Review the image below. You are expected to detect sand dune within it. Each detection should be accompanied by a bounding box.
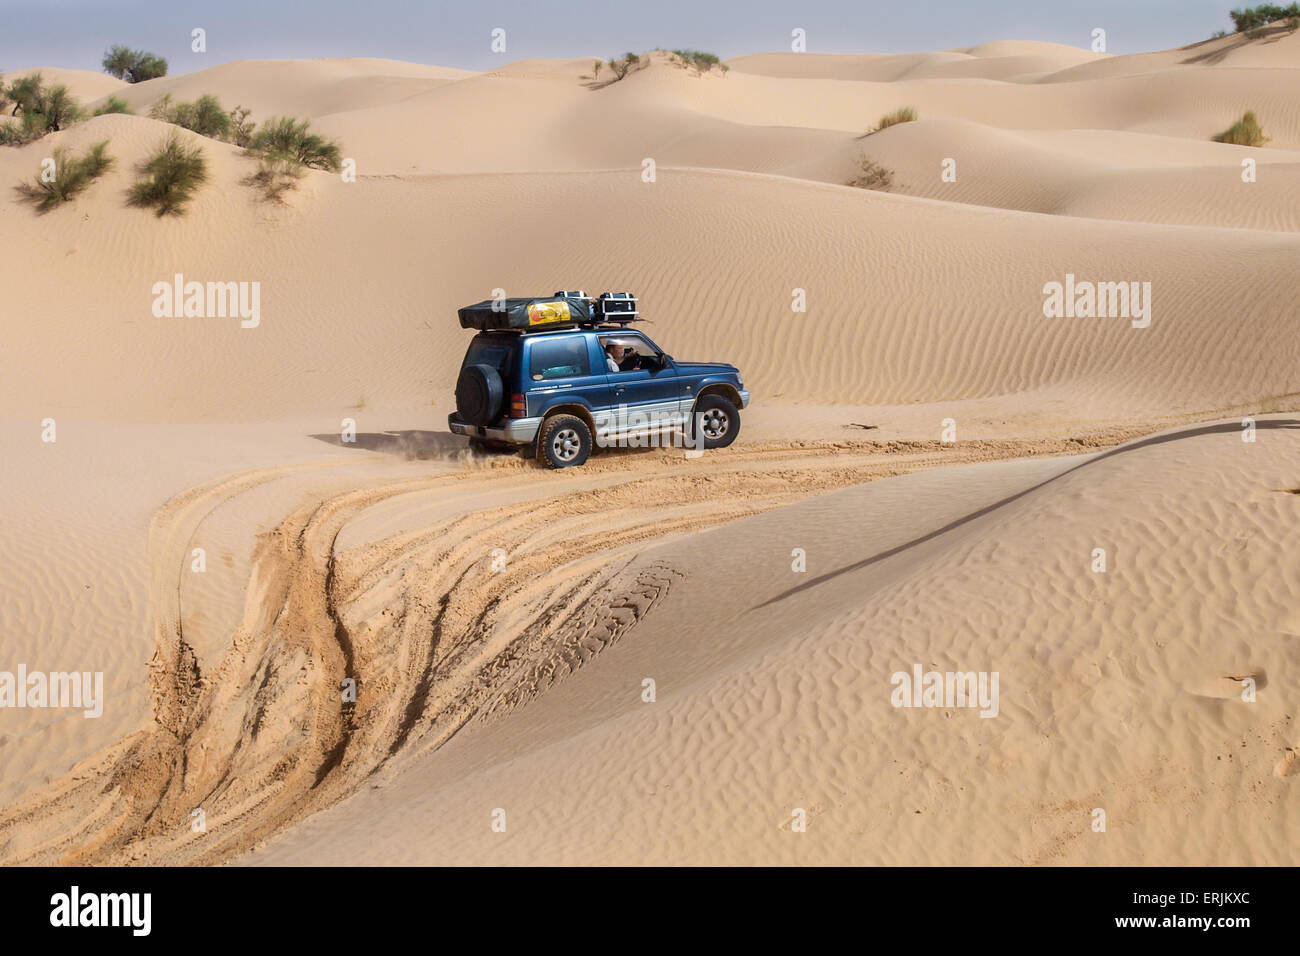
[4,117,1297,425]
[2,27,1298,866]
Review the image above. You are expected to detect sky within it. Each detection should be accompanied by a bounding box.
[1,0,1244,74]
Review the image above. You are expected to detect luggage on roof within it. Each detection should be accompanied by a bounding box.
[458,294,594,331]
[596,292,638,322]
[457,291,642,331]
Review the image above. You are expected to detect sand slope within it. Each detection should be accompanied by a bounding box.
[247,420,1300,865]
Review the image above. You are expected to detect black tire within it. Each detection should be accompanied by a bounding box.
[687,394,740,450]
[539,414,592,468]
[455,364,504,426]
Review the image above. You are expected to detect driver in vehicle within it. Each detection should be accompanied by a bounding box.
[605,342,641,372]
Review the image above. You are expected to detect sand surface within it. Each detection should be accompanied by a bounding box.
[1,28,1297,865]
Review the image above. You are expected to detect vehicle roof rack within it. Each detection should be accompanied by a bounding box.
[458,291,642,333]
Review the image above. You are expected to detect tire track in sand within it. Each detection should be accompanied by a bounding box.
[0,431,1148,864]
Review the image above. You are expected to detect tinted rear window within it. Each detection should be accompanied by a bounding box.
[529,337,591,381]
[464,336,517,374]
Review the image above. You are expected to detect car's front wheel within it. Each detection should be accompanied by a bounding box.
[688,394,740,450]
[539,414,592,468]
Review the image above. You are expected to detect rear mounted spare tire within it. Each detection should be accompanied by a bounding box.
[456,364,505,426]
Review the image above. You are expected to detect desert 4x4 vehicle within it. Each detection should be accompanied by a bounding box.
[448,292,750,468]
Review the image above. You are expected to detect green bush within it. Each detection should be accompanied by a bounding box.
[102,46,168,83]
[248,116,342,171]
[868,106,918,134]
[16,140,114,212]
[0,74,85,144]
[669,49,722,73]
[128,133,207,216]
[176,94,231,139]
[149,93,232,140]
[6,73,44,115]
[847,156,895,191]
[1228,4,1300,31]
[93,96,133,116]
[1212,110,1270,146]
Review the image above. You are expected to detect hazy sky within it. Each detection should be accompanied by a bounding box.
[2,0,1241,73]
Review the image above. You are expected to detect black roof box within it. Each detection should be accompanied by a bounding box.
[458,295,594,331]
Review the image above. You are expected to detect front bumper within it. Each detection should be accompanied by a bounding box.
[448,413,542,444]
[738,388,750,408]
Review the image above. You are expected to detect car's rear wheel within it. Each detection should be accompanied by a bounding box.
[540,414,592,468]
[688,394,740,450]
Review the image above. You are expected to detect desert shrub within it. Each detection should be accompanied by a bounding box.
[6,73,44,115]
[1212,110,1270,146]
[847,156,895,191]
[146,93,173,121]
[102,46,168,82]
[149,93,232,139]
[248,116,341,170]
[35,84,84,130]
[128,133,207,216]
[607,52,641,81]
[593,60,602,79]
[243,155,305,203]
[16,140,114,212]
[670,49,722,73]
[0,74,84,143]
[868,106,918,134]
[0,113,46,145]
[93,96,133,115]
[176,94,231,139]
[1228,4,1300,30]
[229,105,256,147]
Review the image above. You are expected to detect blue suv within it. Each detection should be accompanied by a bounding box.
[449,323,749,468]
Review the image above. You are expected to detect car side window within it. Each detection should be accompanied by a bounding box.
[529,337,591,381]
[601,334,662,374]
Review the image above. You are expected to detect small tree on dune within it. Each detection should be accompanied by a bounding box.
[6,73,44,116]
[102,46,168,83]
[607,52,641,81]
